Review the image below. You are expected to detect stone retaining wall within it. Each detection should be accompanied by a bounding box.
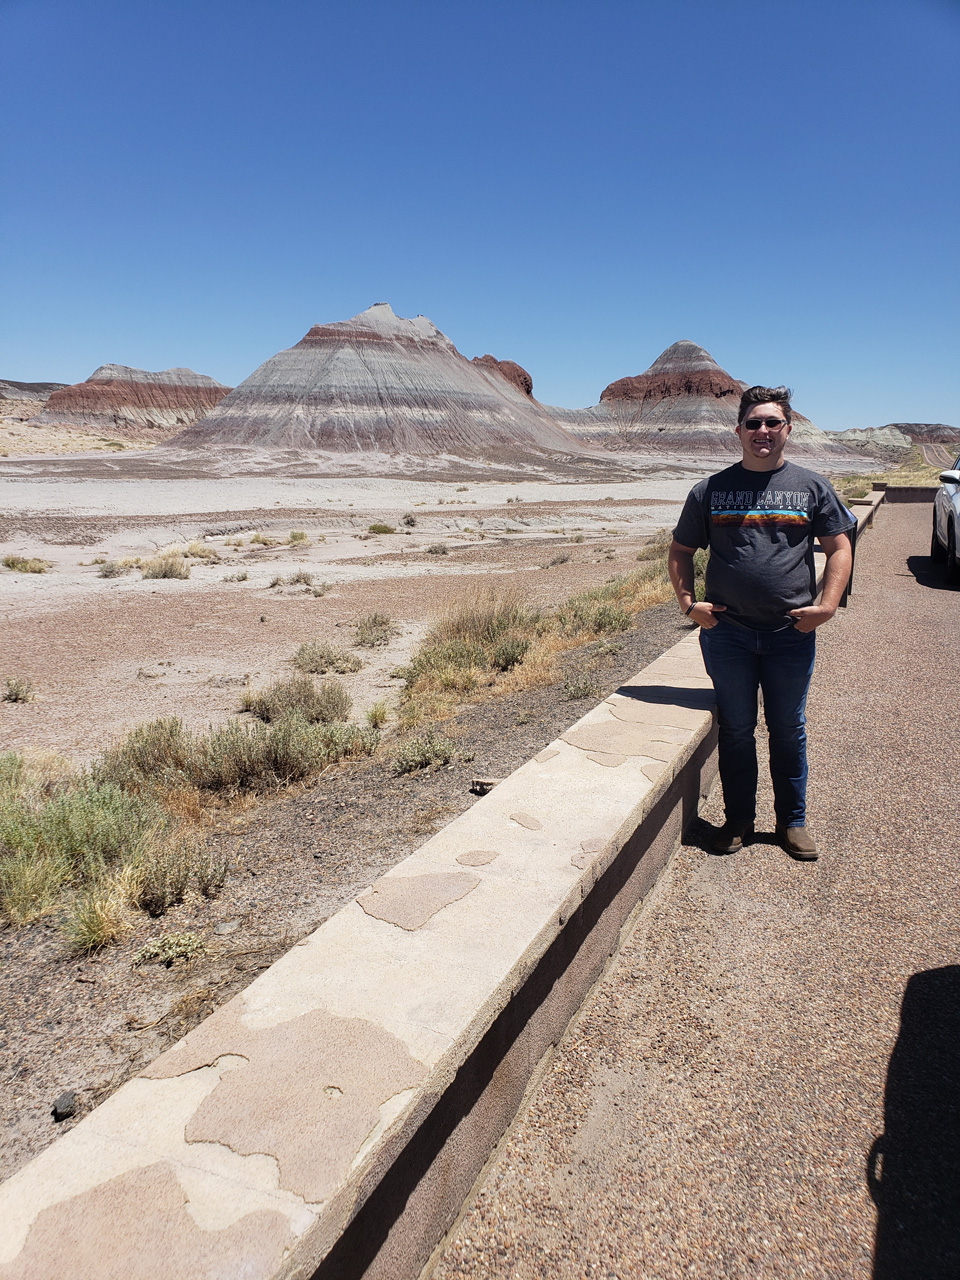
[0,491,885,1280]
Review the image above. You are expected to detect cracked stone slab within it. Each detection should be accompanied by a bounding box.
[586,751,627,767]
[144,1004,426,1203]
[456,849,502,867]
[0,1162,294,1280]
[357,871,481,930]
[606,697,707,731]
[509,812,542,830]
[563,719,686,761]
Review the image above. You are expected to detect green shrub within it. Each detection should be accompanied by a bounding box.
[368,523,396,535]
[293,640,362,675]
[401,513,417,527]
[492,635,530,671]
[141,553,190,580]
[287,530,308,544]
[135,837,193,917]
[3,676,34,703]
[394,730,456,775]
[242,674,352,724]
[426,543,448,555]
[564,672,601,700]
[98,560,129,578]
[354,612,396,648]
[135,930,205,966]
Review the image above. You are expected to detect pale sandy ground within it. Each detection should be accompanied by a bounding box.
[0,461,714,765]
[0,403,152,457]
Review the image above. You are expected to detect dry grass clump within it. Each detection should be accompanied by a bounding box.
[141,553,190,580]
[287,530,309,544]
[354,612,397,647]
[241,674,352,724]
[293,640,362,675]
[366,700,389,729]
[426,543,448,555]
[250,531,278,547]
[4,676,34,703]
[184,540,220,561]
[396,546,682,723]
[288,568,313,586]
[224,569,248,582]
[2,555,51,574]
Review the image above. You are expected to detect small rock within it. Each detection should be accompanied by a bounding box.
[471,777,504,795]
[52,1090,78,1122]
[214,920,240,936]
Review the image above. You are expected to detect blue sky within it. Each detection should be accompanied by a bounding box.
[2,0,958,429]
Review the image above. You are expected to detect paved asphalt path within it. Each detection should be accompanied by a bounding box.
[434,503,960,1280]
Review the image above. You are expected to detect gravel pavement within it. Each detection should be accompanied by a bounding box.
[434,502,960,1280]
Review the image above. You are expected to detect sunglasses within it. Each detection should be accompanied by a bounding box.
[741,417,788,431]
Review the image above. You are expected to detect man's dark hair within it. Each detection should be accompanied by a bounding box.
[738,385,793,424]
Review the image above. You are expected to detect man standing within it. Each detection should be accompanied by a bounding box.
[668,385,853,860]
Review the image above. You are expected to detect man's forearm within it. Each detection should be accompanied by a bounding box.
[819,542,853,613]
[668,545,696,609]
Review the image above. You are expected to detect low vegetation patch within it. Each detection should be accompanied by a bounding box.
[354,612,397,648]
[141,553,190,580]
[288,568,313,586]
[241,674,352,724]
[2,555,51,574]
[287,530,308,544]
[393,729,456,775]
[98,560,130,578]
[293,640,362,675]
[368,522,396,535]
[395,538,698,724]
[134,930,206,967]
[3,676,34,703]
[426,543,448,555]
[830,446,945,501]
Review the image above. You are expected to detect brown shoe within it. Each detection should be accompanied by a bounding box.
[777,824,819,861]
[710,821,753,855]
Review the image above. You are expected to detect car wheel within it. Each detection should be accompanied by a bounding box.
[947,524,960,587]
[931,515,947,563]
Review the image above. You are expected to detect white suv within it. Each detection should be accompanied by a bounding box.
[932,452,960,586]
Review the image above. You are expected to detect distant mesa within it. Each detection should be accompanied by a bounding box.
[550,340,843,456]
[470,355,534,399]
[0,378,67,402]
[29,365,232,441]
[166,303,584,465]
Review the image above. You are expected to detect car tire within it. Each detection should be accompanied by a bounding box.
[931,516,947,563]
[947,524,960,588]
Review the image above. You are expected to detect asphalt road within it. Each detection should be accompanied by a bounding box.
[434,502,960,1280]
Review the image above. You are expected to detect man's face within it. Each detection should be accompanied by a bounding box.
[736,401,792,468]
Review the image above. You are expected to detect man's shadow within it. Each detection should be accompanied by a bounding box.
[906,553,955,591]
[869,965,960,1278]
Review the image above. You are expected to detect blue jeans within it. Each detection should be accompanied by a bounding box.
[699,618,816,829]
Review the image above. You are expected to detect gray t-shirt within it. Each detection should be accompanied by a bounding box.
[672,460,852,630]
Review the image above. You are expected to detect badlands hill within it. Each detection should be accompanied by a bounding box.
[549,340,846,456]
[167,304,587,466]
[31,365,231,442]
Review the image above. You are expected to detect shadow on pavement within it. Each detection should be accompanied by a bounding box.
[615,682,716,711]
[868,965,960,1279]
[905,554,955,591]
